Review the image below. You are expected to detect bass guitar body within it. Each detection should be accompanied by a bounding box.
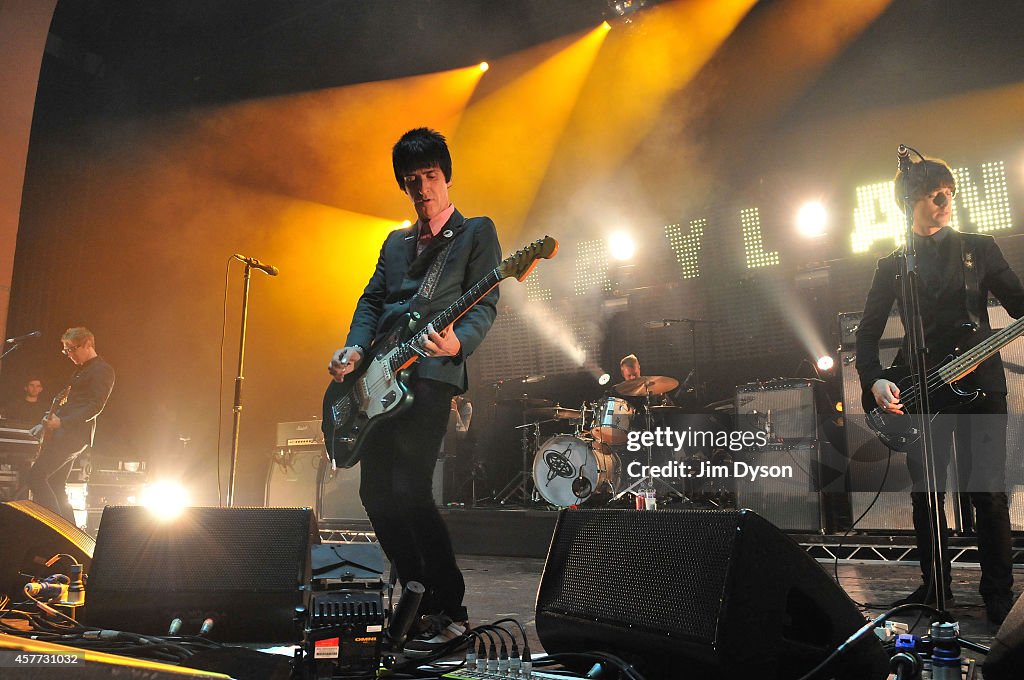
[861,356,983,451]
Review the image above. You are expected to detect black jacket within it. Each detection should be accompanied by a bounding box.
[345,208,501,393]
[56,355,116,449]
[855,230,1024,394]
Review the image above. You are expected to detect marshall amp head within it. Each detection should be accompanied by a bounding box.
[277,420,324,448]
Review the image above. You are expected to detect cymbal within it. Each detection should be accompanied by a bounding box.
[498,397,552,408]
[525,406,582,421]
[613,375,679,396]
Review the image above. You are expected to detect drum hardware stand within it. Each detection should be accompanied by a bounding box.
[454,453,489,508]
[495,420,547,506]
[613,391,683,503]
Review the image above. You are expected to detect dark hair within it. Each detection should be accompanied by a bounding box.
[392,127,452,190]
[894,157,956,210]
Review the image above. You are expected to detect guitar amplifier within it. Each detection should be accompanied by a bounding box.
[277,420,324,448]
[734,379,823,531]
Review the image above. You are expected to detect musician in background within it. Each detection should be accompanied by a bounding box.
[855,156,1023,624]
[618,353,675,406]
[328,128,500,652]
[3,377,47,427]
[619,353,641,381]
[27,327,115,523]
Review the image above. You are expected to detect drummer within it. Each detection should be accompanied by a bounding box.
[618,354,675,406]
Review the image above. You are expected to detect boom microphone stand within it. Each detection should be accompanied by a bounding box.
[894,145,947,612]
[226,253,278,507]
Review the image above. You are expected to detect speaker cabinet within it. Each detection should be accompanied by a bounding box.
[536,509,888,680]
[734,380,823,531]
[82,506,318,643]
[0,500,95,601]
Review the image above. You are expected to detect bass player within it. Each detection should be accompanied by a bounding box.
[855,155,1022,624]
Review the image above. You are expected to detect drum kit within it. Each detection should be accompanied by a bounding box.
[495,373,717,508]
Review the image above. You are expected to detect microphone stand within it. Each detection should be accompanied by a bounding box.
[895,145,946,612]
[652,318,707,404]
[226,257,276,507]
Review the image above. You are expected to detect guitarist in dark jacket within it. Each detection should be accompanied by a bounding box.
[855,157,1024,624]
[328,128,500,651]
[27,327,115,523]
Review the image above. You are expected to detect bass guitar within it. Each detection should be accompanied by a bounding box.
[322,235,558,467]
[862,317,1024,450]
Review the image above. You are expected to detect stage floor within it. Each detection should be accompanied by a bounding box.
[460,554,1017,676]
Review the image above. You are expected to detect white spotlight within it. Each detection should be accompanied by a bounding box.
[796,201,828,238]
[139,480,191,521]
[608,232,635,261]
[598,373,611,386]
[816,355,834,372]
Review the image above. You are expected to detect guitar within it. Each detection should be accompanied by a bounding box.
[28,386,71,443]
[862,317,1024,450]
[322,235,559,467]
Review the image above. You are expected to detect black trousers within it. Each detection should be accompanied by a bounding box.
[27,434,87,523]
[359,378,467,621]
[905,393,1013,600]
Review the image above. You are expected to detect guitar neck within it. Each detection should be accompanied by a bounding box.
[388,267,503,371]
[938,315,1024,384]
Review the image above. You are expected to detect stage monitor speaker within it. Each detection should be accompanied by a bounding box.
[0,500,95,601]
[985,593,1024,680]
[82,506,318,643]
[536,509,888,680]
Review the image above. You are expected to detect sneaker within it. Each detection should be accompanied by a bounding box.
[984,595,1014,626]
[403,615,469,657]
[892,584,954,608]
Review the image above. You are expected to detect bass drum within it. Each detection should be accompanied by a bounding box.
[532,435,620,507]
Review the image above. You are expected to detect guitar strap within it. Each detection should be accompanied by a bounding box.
[960,234,982,327]
[409,239,455,318]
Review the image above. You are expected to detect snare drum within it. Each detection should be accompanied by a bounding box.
[590,396,635,445]
[532,435,620,507]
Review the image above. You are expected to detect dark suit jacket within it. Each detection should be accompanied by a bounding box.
[345,208,501,393]
[55,355,116,450]
[855,230,1024,394]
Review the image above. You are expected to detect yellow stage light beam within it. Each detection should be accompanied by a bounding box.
[187,64,485,224]
[539,0,757,190]
[651,0,892,196]
[451,25,609,241]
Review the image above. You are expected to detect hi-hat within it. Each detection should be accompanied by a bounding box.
[613,375,679,396]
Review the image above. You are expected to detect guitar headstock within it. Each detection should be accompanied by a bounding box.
[498,236,559,282]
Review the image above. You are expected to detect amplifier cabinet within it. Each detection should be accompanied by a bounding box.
[734,380,821,532]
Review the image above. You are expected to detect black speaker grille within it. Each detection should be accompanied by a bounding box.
[89,506,314,592]
[541,509,738,643]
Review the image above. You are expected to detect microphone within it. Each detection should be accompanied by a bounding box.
[5,330,41,344]
[233,253,279,276]
[897,144,912,173]
[571,471,592,499]
[388,581,425,650]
